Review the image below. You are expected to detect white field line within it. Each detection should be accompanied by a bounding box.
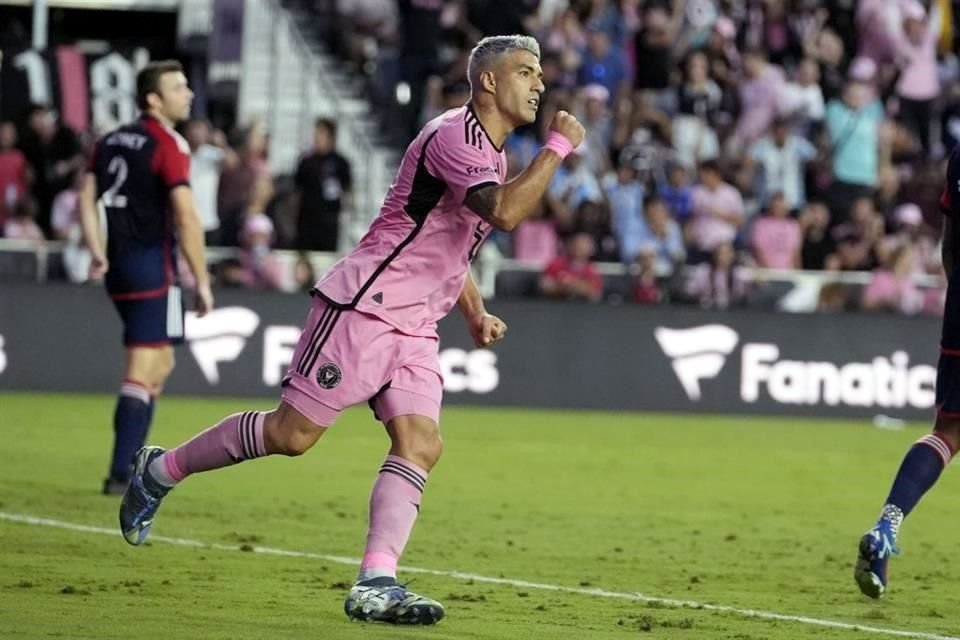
[1,511,957,640]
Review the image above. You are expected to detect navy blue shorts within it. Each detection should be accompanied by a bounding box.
[937,271,960,416]
[110,286,185,347]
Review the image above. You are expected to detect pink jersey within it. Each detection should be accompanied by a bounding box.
[314,105,506,336]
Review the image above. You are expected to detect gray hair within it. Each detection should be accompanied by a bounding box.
[467,35,541,93]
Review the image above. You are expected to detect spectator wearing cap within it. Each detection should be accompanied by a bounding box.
[225,212,284,290]
[884,202,939,274]
[862,244,923,314]
[747,117,817,211]
[688,159,745,262]
[577,84,614,175]
[823,78,887,221]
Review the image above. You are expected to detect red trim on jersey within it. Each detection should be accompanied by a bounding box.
[940,346,960,357]
[937,405,960,420]
[122,377,151,387]
[110,287,168,301]
[940,185,952,217]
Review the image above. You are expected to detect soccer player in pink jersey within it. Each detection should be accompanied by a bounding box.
[118,34,583,625]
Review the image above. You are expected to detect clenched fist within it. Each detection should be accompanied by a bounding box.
[549,110,585,149]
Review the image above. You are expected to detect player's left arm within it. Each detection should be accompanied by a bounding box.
[170,186,213,316]
[158,132,214,315]
[458,269,507,348]
[78,172,108,280]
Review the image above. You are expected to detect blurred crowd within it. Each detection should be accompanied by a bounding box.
[0,103,353,292]
[320,0,960,314]
[4,0,959,312]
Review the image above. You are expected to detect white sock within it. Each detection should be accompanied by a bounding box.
[357,567,395,583]
[147,455,177,488]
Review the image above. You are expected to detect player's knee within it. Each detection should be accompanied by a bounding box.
[264,410,322,457]
[160,350,176,378]
[934,414,960,450]
[393,423,443,470]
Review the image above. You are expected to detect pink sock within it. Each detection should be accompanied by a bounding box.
[359,455,428,581]
[149,411,267,486]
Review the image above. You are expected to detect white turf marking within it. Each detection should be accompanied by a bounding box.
[1,512,957,640]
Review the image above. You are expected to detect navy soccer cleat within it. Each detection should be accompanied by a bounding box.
[855,506,903,598]
[118,446,169,546]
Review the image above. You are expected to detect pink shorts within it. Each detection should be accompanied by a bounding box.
[280,296,442,427]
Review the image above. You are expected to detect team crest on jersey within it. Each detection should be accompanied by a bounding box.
[317,363,342,389]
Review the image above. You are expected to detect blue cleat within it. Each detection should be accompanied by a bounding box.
[344,577,445,625]
[855,505,903,598]
[119,446,169,546]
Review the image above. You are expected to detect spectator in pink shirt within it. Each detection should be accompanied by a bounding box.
[862,245,923,314]
[689,159,745,261]
[751,192,801,269]
[730,49,785,153]
[0,121,30,229]
[3,197,44,241]
[223,213,284,291]
[685,242,751,310]
[513,201,559,266]
[893,1,941,155]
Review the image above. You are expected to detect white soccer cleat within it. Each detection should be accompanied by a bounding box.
[344,577,445,625]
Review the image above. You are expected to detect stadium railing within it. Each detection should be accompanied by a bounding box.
[0,239,943,313]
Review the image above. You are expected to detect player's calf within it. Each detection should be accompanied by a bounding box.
[262,402,327,456]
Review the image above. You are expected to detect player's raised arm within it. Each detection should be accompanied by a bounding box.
[465,110,584,231]
[78,172,108,279]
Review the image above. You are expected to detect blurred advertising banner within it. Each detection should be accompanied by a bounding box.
[0,283,943,421]
[0,45,151,134]
[207,0,245,98]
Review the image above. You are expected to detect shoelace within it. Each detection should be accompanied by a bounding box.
[879,504,904,555]
[132,477,160,522]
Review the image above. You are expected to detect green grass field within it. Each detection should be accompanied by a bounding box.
[1,392,959,639]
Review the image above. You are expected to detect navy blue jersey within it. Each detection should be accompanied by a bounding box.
[936,144,960,415]
[88,115,191,299]
[941,144,960,220]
